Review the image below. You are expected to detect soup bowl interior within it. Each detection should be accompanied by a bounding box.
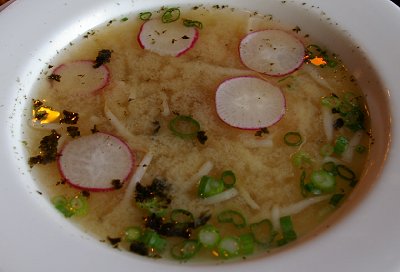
[0,0,398,271]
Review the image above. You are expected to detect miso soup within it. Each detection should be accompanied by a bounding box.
[24,5,371,262]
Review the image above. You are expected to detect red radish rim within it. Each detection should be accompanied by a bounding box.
[238,29,305,77]
[57,132,136,192]
[215,75,286,130]
[51,60,111,95]
[137,20,199,57]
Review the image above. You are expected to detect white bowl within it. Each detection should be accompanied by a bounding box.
[0,0,399,271]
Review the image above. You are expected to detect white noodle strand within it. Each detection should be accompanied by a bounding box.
[280,195,331,216]
[202,188,239,205]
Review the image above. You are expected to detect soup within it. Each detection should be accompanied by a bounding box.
[24,5,370,262]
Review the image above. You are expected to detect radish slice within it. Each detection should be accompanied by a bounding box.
[137,19,198,57]
[216,76,285,129]
[239,30,305,76]
[58,132,135,191]
[51,60,110,95]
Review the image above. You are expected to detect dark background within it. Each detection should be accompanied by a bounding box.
[393,0,400,6]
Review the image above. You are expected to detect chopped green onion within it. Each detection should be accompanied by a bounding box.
[304,182,321,195]
[299,170,307,197]
[336,164,357,186]
[170,240,200,260]
[168,115,200,139]
[334,135,349,155]
[162,7,180,23]
[280,216,297,243]
[310,170,336,193]
[221,170,236,188]
[320,144,334,157]
[322,161,338,176]
[183,19,203,29]
[51,195,74,218]
[217,210,246,228]
[321,95,341,108]
[198,225,221,248]
[124,226,142,242]
[217,236,240,259]
[355,144,366,154]
[142,229,167,253]
[291,151,313,168]
[330,194,345,207]
[198,176,225,198]
[250,219,275,246]
[170,209,194,224]
[51,194,88,218]
[343,92,357,104]
[283,131,303,146]
[69,195,88,216]
[139,11,152,21]
[239,233,255,255]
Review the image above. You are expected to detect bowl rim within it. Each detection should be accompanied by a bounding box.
[0,0,400,271]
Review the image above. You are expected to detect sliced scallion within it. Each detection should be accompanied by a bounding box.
[183,19,203,29]
[355,144,366,154]
[334,135,349,154]
[322,161,338,176]
[142,229,167,253]
[51,194,88,218]
[198,225,221,248]
[139,11,152,20]
[170,209,194,225]
[221,170,236,188]
[69,195,88,216]
[217,236,240,259]
[170,240,200,260]
[291,151,312,168]
[336,164,357,186]
[283,131,303,146]
[320,144,334,157]
[217,210,246,228]
[168,115,200,139]
[51,195,74,218]
[250,219,275,246]
[310,170,336,193]
[198,176,225,198]
[239,233,255,255]
[329,193,345,207]
[280,216,297,243]
[321,95,341,108]
[299,170,307,197]
[162,7,180,23]
[124,226,142,242]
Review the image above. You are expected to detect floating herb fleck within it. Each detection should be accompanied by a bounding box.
[93,49,112,68]
[47,73,61,82]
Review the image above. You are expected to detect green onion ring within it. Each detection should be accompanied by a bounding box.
[162,7,180,23]
[322,161,338,176]
[168,115,200,139]
[336,164,356,181]
[217,210,246,228]
[283,131,303,146]
[183,19,203,29]
[170,209,194,225]
[170,240,200,260]
[221,170,236,188]
[139,11,152,20]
